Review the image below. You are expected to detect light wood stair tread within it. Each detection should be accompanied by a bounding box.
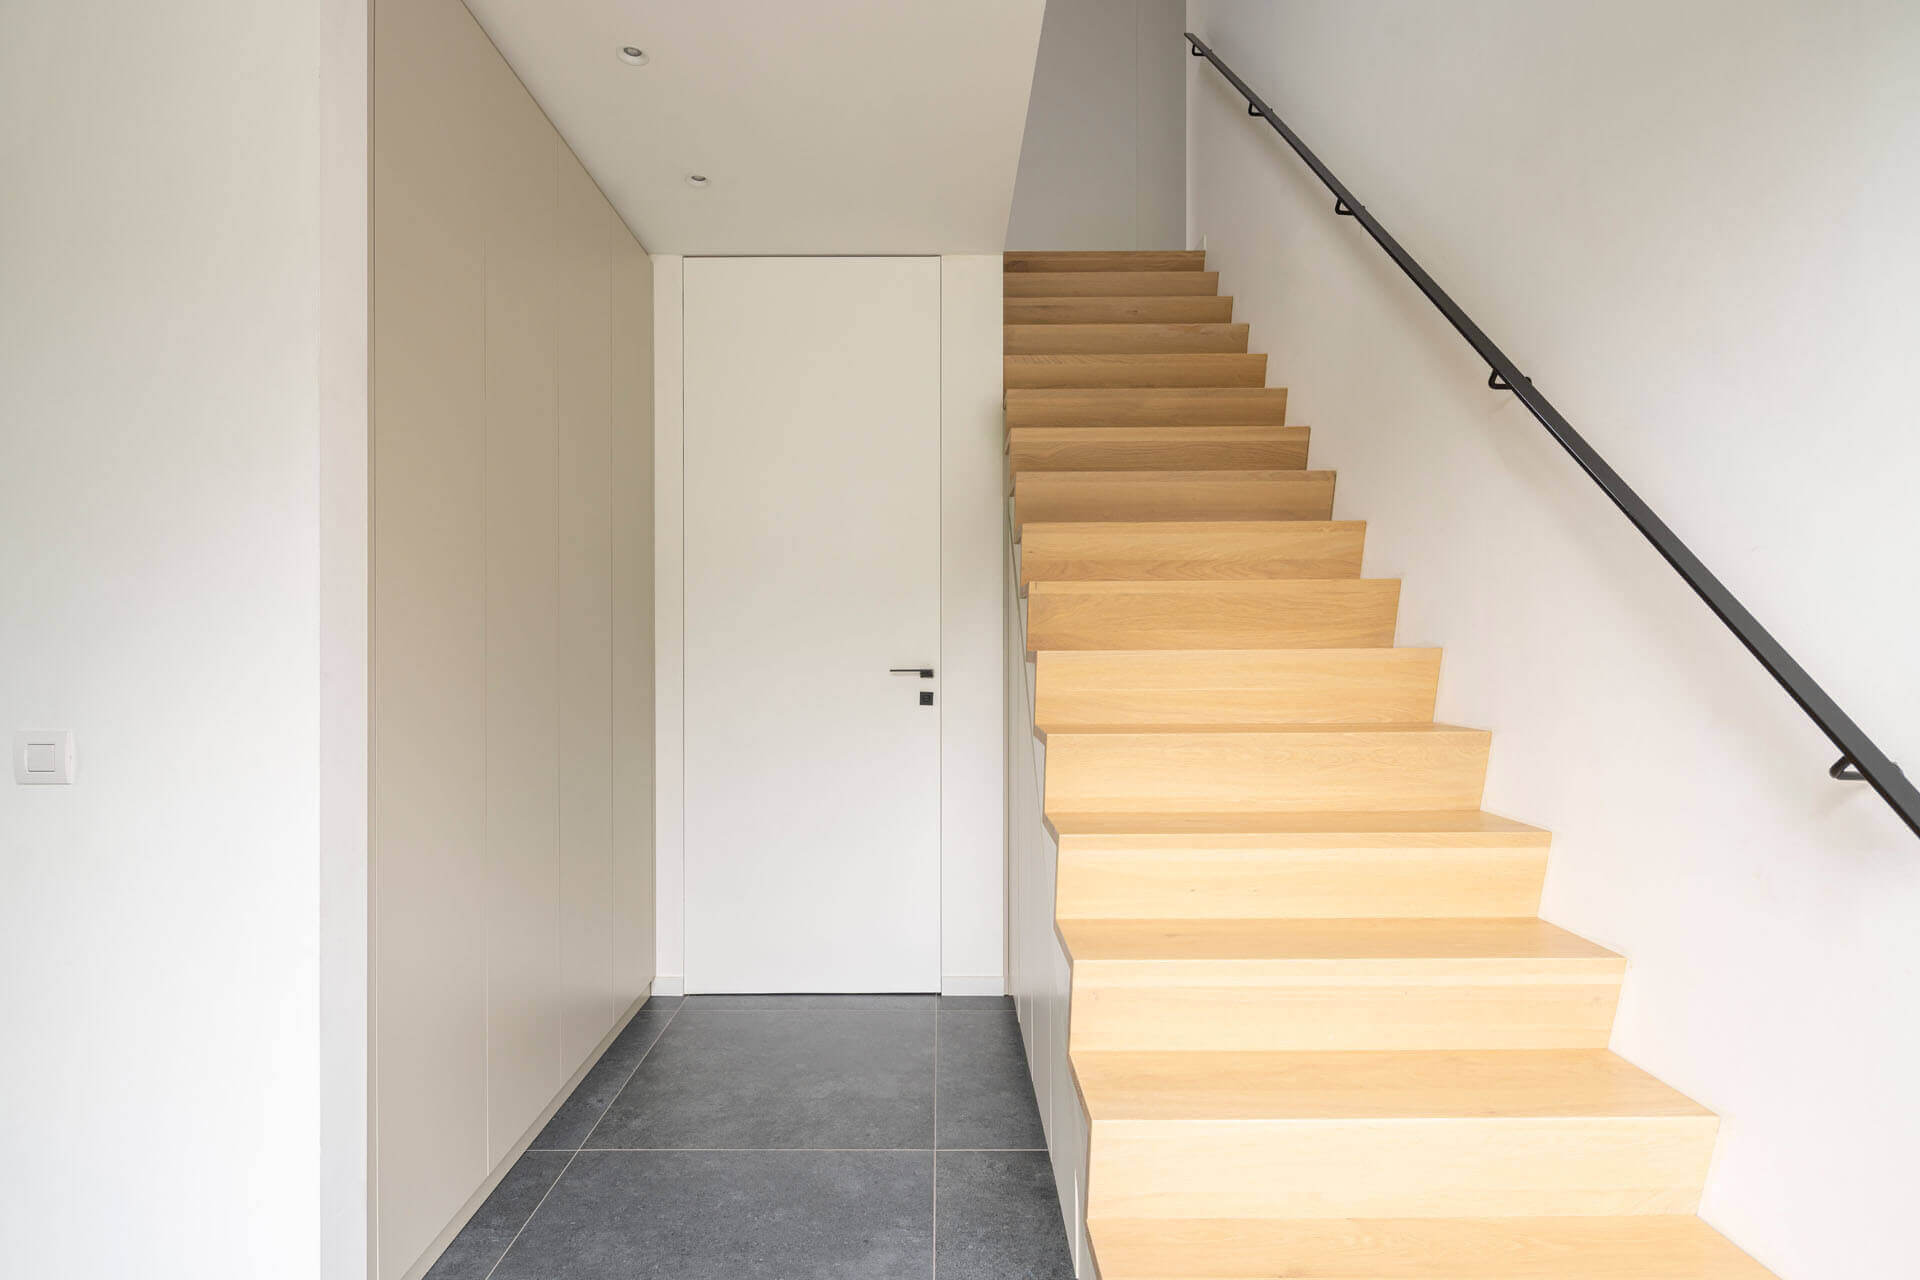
[1087,1215,1780,1278]
[1005,249,1208,272]
[1022,518,1359,535]
[1016,468,1329,488]
[1033,649,1437,728]
[1006,386,1288,426]
[1055,825,1550,922]
[1008,425,1307,448]
[1059,916,1618,963]
[1016,471,1337,533]
[1020,520,1360,585]
[1005,323,1250,354]
[1007,425,1311,477]
[1036,652,1428,729]
[1048,810,1551,842]
[1005,296,1235,324]
[1025,577,1396,653]
[1073,1049,1710,1122]
[1005,353,1269,389]
[1043,725,1487,815]
[1029,577,1389,598]
[1044,720,1480,736]
[1030,571,1376,590]
[1004,271,1220,297]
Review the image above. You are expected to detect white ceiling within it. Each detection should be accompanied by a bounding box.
[462,0,1047,254]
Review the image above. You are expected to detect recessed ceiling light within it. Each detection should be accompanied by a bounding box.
[617,45,649,66]
[685,173,710,189]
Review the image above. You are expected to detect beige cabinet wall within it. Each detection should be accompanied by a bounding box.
[371,1,654,1276]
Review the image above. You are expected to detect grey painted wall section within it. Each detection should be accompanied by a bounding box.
[1005,0,1187,250]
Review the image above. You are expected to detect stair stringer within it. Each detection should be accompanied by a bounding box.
[1005,497,1097,1278]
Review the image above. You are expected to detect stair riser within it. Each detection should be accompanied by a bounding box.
[1026,582,1397,652]
[1084,1215,1778,1279]
[1009,427,1308,475]
[1043,730,1489,813]
[1084,1116,1717,1220]
[1068,973,1623,1052]
[1006,388,1288,427]
[1056,846,1549,919]
[1005,354,1268,389]
[1021,523,1361,587]
[1016,475,1334,528]
[1032,647,1434,725]
[1005,272,1220,297]
[1006,323,1249,354]
[1005,297,1235,325]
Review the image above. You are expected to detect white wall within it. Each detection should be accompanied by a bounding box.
[942,256,1012,995]
[1006,0,1188,250]
[0,1,367,1277]
[369,1,655,1274]
[651,255,1007,997]
[1186,3,1920,1276]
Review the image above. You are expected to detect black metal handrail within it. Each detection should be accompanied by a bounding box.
[1186,31,1919,839]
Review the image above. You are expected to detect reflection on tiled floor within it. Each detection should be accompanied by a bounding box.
[425,995,1075,1280]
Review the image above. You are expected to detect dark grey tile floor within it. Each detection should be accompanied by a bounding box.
[426,994,1074,1280]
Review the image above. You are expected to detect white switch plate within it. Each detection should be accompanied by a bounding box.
[14,730,75,785]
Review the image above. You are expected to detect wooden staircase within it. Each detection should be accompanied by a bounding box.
[1005,250,1777,1279]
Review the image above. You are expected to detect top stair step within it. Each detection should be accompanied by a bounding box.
[1005,250,1207,273]
[1005,271,1220,297]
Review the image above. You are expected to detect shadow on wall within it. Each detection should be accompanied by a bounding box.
[1007,0,1187,250]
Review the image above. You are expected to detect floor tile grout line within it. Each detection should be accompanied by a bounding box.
[932,1000,939,1279]
[664,1006,1013,1015]
[470,997,1057,1277]
[524,1147,1048,1153]
[479,1148,577,1280]
[476,1000,684,1280]
[573,999,685,1151]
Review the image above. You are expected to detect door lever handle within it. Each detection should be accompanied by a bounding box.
[889,668,935,678]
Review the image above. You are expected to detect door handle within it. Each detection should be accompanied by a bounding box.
[889,668,935,678]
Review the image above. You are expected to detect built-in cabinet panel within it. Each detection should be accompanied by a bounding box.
[369,0,494,1269]
[478,38,565,1162]
[556,154,620,1069]
[610,232,657,1006]
[372,1,655,1275]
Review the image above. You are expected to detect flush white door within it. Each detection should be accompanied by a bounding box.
[682,256,942,993]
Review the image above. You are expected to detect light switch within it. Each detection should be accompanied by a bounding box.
[14,730,75,785]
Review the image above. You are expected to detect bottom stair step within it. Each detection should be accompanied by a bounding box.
[1088,1214,1780,1279]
